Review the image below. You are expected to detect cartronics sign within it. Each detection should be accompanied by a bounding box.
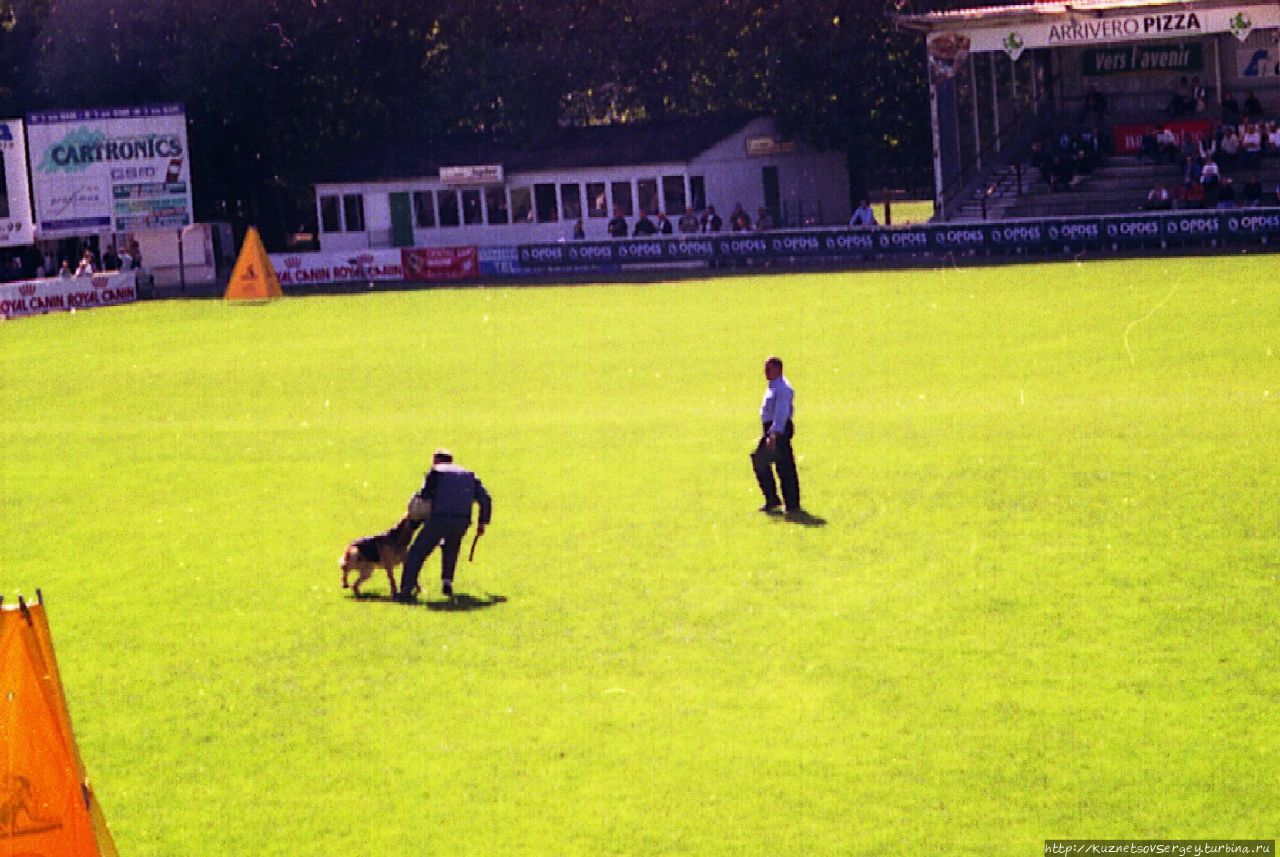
[26,104,193,237]
[927,5,1280,55]
[0,119,34,247]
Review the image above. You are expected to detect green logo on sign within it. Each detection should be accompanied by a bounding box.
[38,127,105,174]
[1229,12,1253,38]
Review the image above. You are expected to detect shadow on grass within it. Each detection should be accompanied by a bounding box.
[350,591,508,612]
[779,509,827,528]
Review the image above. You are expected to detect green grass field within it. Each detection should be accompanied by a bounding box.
[2,257,1277,855]
[883,199,934,224]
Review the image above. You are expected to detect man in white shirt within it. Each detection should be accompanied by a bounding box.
[751,356,801,514]
[849,199,878,227]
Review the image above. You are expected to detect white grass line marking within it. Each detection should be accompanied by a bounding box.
[1124,284,1179,366]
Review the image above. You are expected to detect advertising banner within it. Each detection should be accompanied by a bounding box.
[1102,214,1165,246]
[1161,211,1224,242]
[490,210,1280,276]
[1222,210,1280,239]
[0,118,34,247]
[269,249,406,287]
[1083,43,1203,76]
[1238,29,1280,78]
[984,221,1048,252]
[26,104,193,237]
[0,271,137,319]
[1045,218,1104,248]
[929,5,1280,56]
[1112,118,1213,155]
[401,246,478,282]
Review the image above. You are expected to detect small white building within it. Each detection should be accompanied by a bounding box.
[312,115,851,252]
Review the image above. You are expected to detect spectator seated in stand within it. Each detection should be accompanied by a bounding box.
[1243,175,1263,207]
[632,212,657,236]
[1183,155,1202,186]
[729,203,751,232]
[1243,91,1264,122]
[1180,180,1206,209]
[1197,132,1217,162]
[1139,130,1160,163]
[1221,91,1242,126]
[1080,86,1109,123]
[1241,123,1263,168]
[1144,183,1172,210]
[655,211,673,235]
[1165,76,1193,117]
[1216,178,1236,209]
[701,205,723,232]
[1218,128,1241,167]
[1200,157,1221,189]
[1155,125,1179,164]
[1266,122,1280,157]
[755,208,774,231]
[1051,154,1075,192]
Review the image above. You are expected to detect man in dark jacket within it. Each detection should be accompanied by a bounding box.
[398,448,493,601]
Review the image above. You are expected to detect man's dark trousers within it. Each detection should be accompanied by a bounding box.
[752,419,800,510]
[401,514,471,594]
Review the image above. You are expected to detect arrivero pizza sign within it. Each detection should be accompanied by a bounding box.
[928,5,1280,61]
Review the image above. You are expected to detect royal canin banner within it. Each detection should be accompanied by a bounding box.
[0,271,137,319]
[401,246,478,282]
[268,249,405,287]
[1112,118,1213,155]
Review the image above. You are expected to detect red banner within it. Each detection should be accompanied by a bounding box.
[0,271,137,319]
[401,246,478,282]
[1112,118,1214,155]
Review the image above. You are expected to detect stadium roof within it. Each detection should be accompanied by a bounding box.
[895,0,1255,32]
[319,113,764,185]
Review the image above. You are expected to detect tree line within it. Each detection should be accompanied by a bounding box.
[0,0,1013,245]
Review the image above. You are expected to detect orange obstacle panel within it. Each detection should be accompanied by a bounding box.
[224,226,283,300]
[0,596,118,856]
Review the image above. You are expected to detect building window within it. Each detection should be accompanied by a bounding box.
[662,176,686,216]
[510,187,533,223]
[586,183,608,218]
[342,194,365,232]
[690,176,706,210]
[485,187,509,224]
[438,190,460,226]
[561,183,582,221]
[610,181,633,216]
[413,191,436,228]
[534,183,559,222]
[637,179,659,215]
[320,195,342,233]
[462,189,483,225]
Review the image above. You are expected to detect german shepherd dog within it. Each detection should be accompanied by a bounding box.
[340,516,421,596]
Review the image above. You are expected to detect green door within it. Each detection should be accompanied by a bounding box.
[389,192,414,247]
[762,166,780,224]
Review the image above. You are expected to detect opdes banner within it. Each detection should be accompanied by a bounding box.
[0,271,138,319]
[268,249,406,287]
[402,246,478,282]
[26,104,193,237]
[0,118,34,247]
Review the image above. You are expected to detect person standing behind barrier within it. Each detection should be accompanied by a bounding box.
[849,199,877,226]
[398,448,492,601]
[607,207,628,238]
[751,356,801,515]
[678,207,701,233]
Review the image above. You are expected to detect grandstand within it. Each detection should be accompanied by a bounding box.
[895,0,1280,222]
